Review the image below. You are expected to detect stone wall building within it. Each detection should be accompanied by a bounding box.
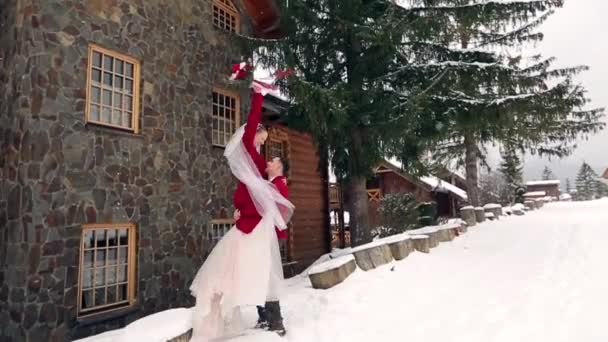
[0,1,325,341]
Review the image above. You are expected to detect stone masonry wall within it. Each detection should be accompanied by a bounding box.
[1,1,31,341]
[0,0,253,340]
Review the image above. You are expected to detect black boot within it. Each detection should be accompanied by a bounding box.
[265,301,286,336]
[255,305,269,329]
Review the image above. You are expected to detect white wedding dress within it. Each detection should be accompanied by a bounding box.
[189,125,294,341]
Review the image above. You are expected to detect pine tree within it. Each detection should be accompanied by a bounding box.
[575,162,599,201]
[499,143,523,203]
[565,178,572,193]
[246,1,479,245]
[418,0,605,206]
[541,166,556,180]
[596,179,608,198]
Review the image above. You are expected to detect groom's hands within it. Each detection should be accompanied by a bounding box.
[233,209,241,221]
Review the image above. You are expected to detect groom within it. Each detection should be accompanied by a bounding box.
[234,157,290,335]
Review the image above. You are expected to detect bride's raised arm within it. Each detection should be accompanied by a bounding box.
[241,92,267,176]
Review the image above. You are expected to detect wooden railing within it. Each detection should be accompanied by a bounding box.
[367,188,381,203]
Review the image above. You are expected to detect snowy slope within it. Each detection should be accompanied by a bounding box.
[236,199,608,342]
[79,199,608,342]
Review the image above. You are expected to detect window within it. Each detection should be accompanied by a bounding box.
[209,219,234,248]
[78,223,136,316]
[212,89,240,147]
[213,0,240,33]
[268,140,285,161]
[86,44,141,133]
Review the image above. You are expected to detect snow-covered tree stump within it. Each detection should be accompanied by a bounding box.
[474,207,485,223]
[511,204,525,216]
[409,227,440,248]
[524,200,535,210]
[384,235,414,260]
[452,219,467,234]
[458,223,468,234]
[439,224,460,242]
[460,206,476,227]
[410,235,430,253]
[168,330,192,342]
[351,242,393,271]
[484,204,502,220]
[308,255,357,289]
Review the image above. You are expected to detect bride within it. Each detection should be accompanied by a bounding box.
[189,69,294,341]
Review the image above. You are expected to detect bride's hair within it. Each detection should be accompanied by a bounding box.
[256,123,266,132]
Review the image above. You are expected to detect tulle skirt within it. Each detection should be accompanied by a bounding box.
[189,216,284,341]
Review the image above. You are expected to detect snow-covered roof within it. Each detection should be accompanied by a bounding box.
[419,176,468,201]
[385,157,468,201]
[483,203,502,209]
[524,191,546,197]
[526,180,561,186]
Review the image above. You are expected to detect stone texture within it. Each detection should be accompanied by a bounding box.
[1,0,252,340]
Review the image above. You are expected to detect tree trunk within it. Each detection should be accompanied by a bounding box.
[345,175,372,246]
[464,131,481,207]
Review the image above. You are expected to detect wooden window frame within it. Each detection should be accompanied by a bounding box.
[77,223,137,318]
[212,0,240,33]
[209,219,234,248]
[211,88,240,147]
[85,44,141,134]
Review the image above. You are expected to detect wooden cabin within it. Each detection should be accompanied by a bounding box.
[437,167,468,192]
[367,160,468,226]
[525,180,561,199]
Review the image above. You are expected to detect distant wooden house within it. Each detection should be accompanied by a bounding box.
[366,160,468,227]
[601,168,608,185]
[526,180,561,198]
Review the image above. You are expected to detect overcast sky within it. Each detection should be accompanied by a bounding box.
[486,0,608,184]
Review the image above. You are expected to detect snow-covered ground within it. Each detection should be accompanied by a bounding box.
[80,199,608,342]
